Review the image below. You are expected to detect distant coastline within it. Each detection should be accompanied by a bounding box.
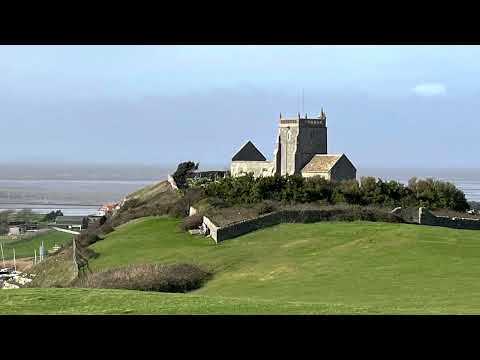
[0,167,479,215]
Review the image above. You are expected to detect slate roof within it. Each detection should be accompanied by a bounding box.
[232,141,267,161]
[55,216,87,225]
[301,154,344,173]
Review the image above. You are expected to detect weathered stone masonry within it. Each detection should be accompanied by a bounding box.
[418,207,480,230]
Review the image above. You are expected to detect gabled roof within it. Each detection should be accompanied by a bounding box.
[301,154,345,173]
[55,216,87,225]
[232,141,267,161]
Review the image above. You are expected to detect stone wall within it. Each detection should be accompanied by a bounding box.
[391,207,420,223]
[189,206,198,217]
[230,161,275,178]
[202,216,219,241]
[297,124,327,172]
[330,155,357,181]
[419,207,480,230]
[278,120,299,175]
[205,208,402,243]
[301,171,330,180]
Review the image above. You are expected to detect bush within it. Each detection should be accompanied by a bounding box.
[42,210,63,222]
[207,197,230,208]
[181,214,203,231]
[258,201,277,215]
[73,263,211,293]
[203,174,469,212]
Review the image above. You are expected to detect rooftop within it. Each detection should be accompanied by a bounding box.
[232,141,267,162]
[301,154,344,173]
[55,216,87,225]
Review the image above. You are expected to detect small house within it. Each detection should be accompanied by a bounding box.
[54,216,89,231]
[8,226,23,236]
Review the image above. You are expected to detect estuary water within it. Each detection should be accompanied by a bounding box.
[1,167,480,216]
[0,179,154,215]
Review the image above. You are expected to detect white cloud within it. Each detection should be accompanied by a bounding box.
[412,83,447,96]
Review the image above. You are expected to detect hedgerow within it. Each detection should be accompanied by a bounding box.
[201,174,469,211]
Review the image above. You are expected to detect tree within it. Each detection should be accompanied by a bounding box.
[43,210,63,222]
[172,161,199,189]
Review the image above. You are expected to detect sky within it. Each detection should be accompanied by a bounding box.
[1,45,480,170]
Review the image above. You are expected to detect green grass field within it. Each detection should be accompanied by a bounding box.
[0,288,381,314]
[1,230,72,260]
[4,217,480,314]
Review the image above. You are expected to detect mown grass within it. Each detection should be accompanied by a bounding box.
[0,288,422,314]
[1,230,72,260]
[82,216,480,314]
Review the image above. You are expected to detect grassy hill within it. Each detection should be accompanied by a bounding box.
[5,216,480,314]
[125,180,178,204]
[81,217,480,314]
[0,288,381,314]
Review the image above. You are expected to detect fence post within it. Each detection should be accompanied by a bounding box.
[0,242,5,269]
[72,236,79,277]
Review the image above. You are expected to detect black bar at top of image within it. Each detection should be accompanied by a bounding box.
[1,12,480,45]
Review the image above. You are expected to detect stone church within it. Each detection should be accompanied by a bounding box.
[230,110,357,181]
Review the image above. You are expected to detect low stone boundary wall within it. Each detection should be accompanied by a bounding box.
[419,207,480,230]
[391,207,420,224]
[204,208,402,243]
[202,216,220,241]
[202,206,480,243]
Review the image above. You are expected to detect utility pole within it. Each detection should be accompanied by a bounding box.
[13,248,16,272]
[302,88,304,114]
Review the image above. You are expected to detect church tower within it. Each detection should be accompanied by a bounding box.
[273,110,328,175]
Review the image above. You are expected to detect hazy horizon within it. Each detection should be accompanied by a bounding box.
[1,161,480,181]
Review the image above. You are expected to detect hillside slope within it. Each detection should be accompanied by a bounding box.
[125,180,178,205]
[86,217,480,313]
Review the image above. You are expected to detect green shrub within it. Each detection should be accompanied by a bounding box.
[258,201,277,215]
[203,174,469,212]
[73,263,211,293]
[180,214,203,231]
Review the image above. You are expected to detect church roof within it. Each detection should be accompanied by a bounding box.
[301,154,345,173]
[232,141,267,161]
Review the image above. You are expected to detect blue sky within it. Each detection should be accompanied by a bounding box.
[1,45,480,169]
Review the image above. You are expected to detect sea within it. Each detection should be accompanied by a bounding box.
[0,163,173,216]
[0,179,154,215]
[1,165,479,216]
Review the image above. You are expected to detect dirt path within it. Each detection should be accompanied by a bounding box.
[2,257,33,272]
